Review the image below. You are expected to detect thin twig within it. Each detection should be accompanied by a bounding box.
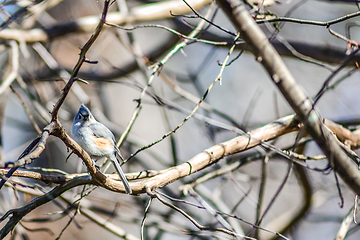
[217,0,360,196]
[0,177,90,238]
[122,2,216,162]
[255,156,268,238]
[0,41,19,95]
[156,191,290,239]
[256,11,360,26]
[126,20,238,162]
[9,86,42,134]
[154,191,244,238]
[32,43,90,104]
[141,197,153,240]
[106,23,230,46]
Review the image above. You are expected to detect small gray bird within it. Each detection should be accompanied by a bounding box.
[71,104,132,194]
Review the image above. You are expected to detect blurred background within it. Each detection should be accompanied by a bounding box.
[1,0,360,239]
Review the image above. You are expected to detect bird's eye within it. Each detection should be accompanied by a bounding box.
[78,115,82,120]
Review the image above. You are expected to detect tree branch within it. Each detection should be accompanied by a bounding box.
[0,177,91,238]
[216,0,360,195]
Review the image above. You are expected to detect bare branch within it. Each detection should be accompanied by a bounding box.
[154,191,243,238]
[256,11,360,26]
[0,176,91,238]
[0,0,212,43]
[216,0,360,195]
[0,41,19,95]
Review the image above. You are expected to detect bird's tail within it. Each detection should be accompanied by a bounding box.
[110,156,132,194]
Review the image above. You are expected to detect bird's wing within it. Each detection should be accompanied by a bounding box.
[88,122,116,143]
[88,122,124,163]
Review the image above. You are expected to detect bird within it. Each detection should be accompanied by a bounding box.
[71,104,132,194]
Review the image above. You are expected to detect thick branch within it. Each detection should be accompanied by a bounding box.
[1,115,299,194]
[4,112,360,196]
[0,0,135,195]
[0,177,91,238]
[0,0,211,42]
[216,0,360,195]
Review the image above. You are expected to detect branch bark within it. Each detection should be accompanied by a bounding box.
[0,177,91,238]
[3,114,360,193]
[216,0,360,195]
[1,115,299,193]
